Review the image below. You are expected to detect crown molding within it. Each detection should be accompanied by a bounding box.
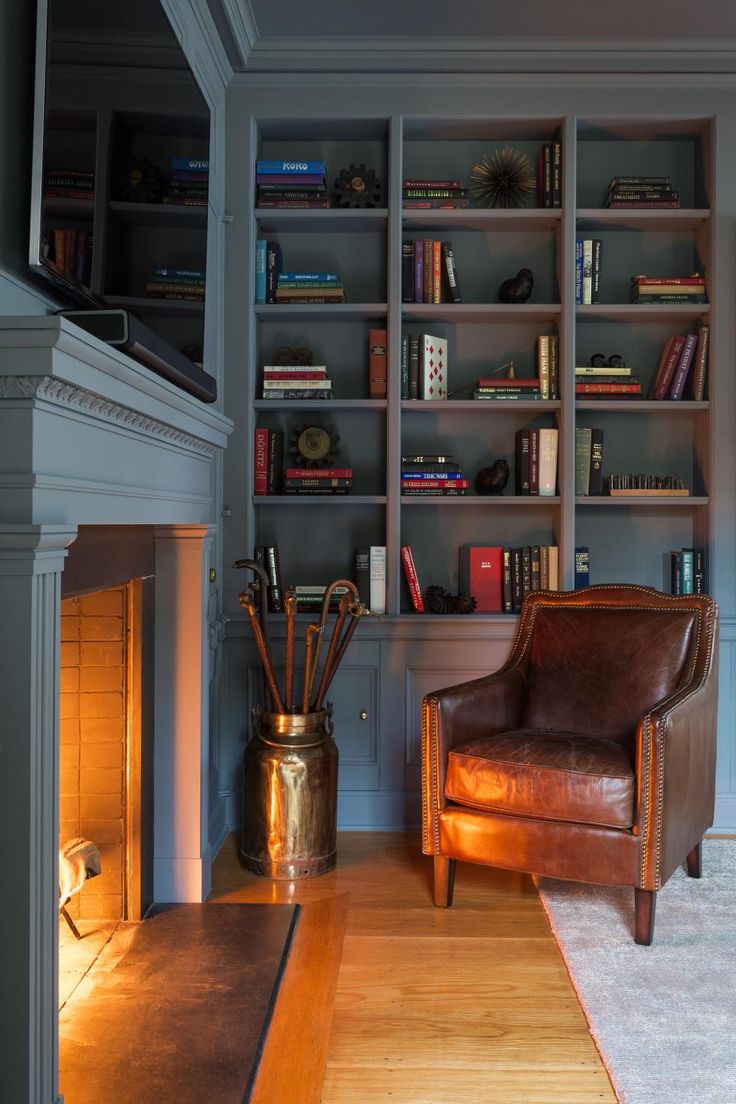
[217,0,259,66]
[241,35,736,75]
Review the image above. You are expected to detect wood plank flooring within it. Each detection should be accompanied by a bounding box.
[210,832,616,1104]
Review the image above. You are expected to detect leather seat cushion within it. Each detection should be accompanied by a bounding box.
[445,729,635,829]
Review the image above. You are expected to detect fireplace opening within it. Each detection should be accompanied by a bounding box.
[58,579,150,1009]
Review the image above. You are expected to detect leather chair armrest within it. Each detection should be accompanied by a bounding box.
[421,667,526,855]
[635,633,719,890]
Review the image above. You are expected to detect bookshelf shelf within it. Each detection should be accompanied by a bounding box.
[109,200,207,227]
[402,209,562,232]
[255,208,389,232]
[42,197,95,217]
[105,294,205,315]
[576,400,708,412]
[254,399,387,411]
[254,303,388,322]
[402,400,561,412]
[402,304,561,324]
[576,303,710,324]
[576,496,709,507]
[576,208,710,232]
[401,496,561,506]
[253,496,387,506]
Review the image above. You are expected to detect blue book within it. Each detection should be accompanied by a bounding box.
[574,546,590,589]
[171,157,208,173]
[401,471,464,480]
[277,272,340,283]
[256,160,325,175]
[575,240,583,304]
[680,549,694,594]
[255,240,267,304]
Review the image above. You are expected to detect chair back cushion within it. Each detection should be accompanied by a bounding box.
[520,605,698,742]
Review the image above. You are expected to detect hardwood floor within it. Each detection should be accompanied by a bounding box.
[210,832,616,1103]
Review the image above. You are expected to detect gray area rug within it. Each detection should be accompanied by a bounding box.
[538,840,736,1104]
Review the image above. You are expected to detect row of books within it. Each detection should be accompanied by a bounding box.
[144,267,205,301]
[354,547,387,614]
[276,274,345,305]
[575,363,641,399]
[649,326,708,401]
[575,239,602,304]
[537,142,562,208]
[668,548,707,595]
[575,428,605,495]
[604,176,680,210]
[44,168,94,201]
[515,428,558,496]
[400,334,448,400]
[630,274,706,305]
[43,227,93,284]
[253,427,353,496]
[253,543,386,613]
[401,240,461,304]
[474,336,560,401]
[163,156,208,207]
[255,159,329,210]
[261,365,333,400]
[401,454,466,496]
[403,179,468,210]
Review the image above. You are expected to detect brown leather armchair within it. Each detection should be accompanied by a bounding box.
[421,585,718,944]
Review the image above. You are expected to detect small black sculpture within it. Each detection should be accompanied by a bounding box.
[425,586,477,615]
[475,459,510,496]
[334,164,382,208]
[498,268,534,304]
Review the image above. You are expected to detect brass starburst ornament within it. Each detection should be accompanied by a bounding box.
[470,148,536,209]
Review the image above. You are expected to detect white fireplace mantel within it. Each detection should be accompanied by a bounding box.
[0,315,232,1104]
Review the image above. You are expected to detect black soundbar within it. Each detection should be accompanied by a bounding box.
[59,309,217,403]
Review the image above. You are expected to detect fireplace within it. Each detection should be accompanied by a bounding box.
[0,315,232,1104]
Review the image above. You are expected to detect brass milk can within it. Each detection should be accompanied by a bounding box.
[241,704,338,878]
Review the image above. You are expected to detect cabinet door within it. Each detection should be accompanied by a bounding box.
[327,662,379,792]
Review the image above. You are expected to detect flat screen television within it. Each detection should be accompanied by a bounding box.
[29,0,217,402]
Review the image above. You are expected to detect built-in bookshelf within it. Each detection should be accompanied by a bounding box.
[245,114,713,619]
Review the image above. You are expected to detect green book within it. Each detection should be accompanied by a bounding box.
[575,427,592,496]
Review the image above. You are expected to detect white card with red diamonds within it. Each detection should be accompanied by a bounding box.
[421,334,447,400]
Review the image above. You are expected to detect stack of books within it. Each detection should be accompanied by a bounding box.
[515,428,559,496]
[648,326,709,401]
[604,176,680,209]
[44,168,94,201]
[255,159,329,209]
[401,333,448,399]
[630,274,706,305]
[668,548,706,595]
[44,228,92,284]
[401,240,461,303]
[537,141,562,208]
[294,584,352,611]
[401,454,467,496]
[275,271,345,305]
[474,375,541,401]
[575,427,605,495]
[163,157,208,205]
[284,467,352,495]
[145,267,205,301]
[402,179,468,209]
[575,239,602,304]
[261,364,332,400]
[575,363,641,399]
[459,544,560,614]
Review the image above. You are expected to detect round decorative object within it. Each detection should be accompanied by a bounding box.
[498,268,534,304]
[475,460,510,496]
[470,148,536,209]
[425,585,477,615]
[115,156,166,203]
[273,345,314,366]
[288,421,341,467]
[333,163,382,208]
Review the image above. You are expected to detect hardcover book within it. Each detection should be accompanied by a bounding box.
[459,546,504,613]
[369,328,388,399]
[574,547,590,590]
[354,548,371,606]
[369,546,387,614]
[401,546,425,612]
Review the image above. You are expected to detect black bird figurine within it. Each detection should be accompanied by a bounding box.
[498,267,534,304]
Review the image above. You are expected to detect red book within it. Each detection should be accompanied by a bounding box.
[254,429,268,495]
[285,468,353,478]
[460,546,503,612]
[401,546,425,613]
[575,383,642,394]
[432,241,442,303]
[653,335,686,400]
[369,328,388,399]
[263,371,326,380]
[401,479,468,489]
[635,276,705,286]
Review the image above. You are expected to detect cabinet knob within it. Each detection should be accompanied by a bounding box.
[359,710,368,721]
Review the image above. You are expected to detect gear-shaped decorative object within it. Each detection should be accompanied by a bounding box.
[425,586,477,615]
[115,156,167,203]
[288,420,341,467]
[333,163,382,208]
[272,346,314,366]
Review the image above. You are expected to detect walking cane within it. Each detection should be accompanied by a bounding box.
[283,589,297,712]
[238,592,285,714]
[313,601,366,710]
[307,579,359,706]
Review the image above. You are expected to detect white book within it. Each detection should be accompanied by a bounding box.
[421,334,447,400]
[262,379,332,390]
[369,546,386,614]
[582,239,593,305]
[538,428,559,496]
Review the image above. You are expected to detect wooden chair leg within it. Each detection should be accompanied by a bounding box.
[433,856,456,908]
[686,840,702,878]
[634,888,657,945]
